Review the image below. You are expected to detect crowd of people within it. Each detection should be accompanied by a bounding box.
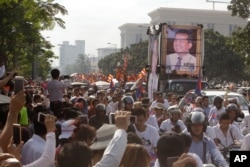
[0,68,250,167]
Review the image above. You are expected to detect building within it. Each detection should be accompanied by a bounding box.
[97,47,117,60]
[119,8,246,49]
[88,56,99,72]
[119,23,150,49]
[58,40,85,74]
[148,7,246,36]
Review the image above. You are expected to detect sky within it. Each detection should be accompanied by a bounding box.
[42,0,230,66]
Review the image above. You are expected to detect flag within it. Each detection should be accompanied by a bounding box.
[195,70,202,96]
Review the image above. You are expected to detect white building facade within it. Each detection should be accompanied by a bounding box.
[119,8,246,49]
[59,40,85,74]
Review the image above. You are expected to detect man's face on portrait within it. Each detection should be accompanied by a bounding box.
[173,33,192,55]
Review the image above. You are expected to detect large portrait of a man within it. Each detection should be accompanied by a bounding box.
[161,24,202,76]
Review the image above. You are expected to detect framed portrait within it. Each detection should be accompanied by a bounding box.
[161,24,203,76]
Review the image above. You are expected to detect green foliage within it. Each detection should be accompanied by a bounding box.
[228,0,250,19]
[204,29,246,82]
[0,0,67,79]
[98,41,148,75]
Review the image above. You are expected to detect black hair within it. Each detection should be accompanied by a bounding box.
[57,141,92,167]
[132,108,146,117]
[219,112,230,121]
[157,132,185,167]
[51,69,60,79]
[127,132,143,145]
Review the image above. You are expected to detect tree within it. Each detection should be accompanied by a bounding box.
[98,41,148,75]
[204,29,246,82]
[0,0,68,79]
[228,0,249,20]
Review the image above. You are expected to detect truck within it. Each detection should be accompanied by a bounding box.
[146,23,207,99]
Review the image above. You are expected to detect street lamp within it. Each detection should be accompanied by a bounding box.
[107,42,117,54]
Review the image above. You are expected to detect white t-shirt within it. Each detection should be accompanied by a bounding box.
[134,124,160,154]
[241,133,250,150]
[146,115,159,131]
[240,115,250,135]
[160,119,186,132]
[213,124,244,150]
[208,107,225,126]
[150,99,170,111]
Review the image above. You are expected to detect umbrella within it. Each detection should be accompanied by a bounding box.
[71,82,85,87]
[94,81,110,89]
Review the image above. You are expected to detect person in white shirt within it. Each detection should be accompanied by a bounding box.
[57,111,130,167]
[160,105,186,133]
[142,97,159,131]
[0,114,57,167]
[208,96,225,126]
[213,112,243,150]
[149,91,169,111]
[240,105,250,135]
[132,108,160,156]
[225,103,241,130]
[47,69,71,118]
[241,133,250,150]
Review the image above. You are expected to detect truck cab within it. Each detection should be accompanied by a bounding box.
[164,79,209,97]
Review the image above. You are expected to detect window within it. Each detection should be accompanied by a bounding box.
[229,24,237,35]
[207,23,214,30]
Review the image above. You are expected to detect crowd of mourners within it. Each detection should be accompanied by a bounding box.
[1,69,250,167]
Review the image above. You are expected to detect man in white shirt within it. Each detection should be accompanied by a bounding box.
[21,110,54,166]
[241,133,250,150]
[166,29,196,72]
[208,96,225,126]
[47,69,71,118]
[240,105,250,135]
[143,97,159,131]
[213,112,243,150]
[150,91,169,111]
[160,105,186,133]
[132,108,159,155]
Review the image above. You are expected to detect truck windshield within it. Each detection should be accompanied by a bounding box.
[165,81,209,96]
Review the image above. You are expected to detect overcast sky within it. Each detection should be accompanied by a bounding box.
[42,0,229,66]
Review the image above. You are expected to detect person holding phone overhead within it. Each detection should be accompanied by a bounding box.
[166,29,196,72]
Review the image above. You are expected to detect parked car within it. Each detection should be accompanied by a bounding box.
[179,89,249,116]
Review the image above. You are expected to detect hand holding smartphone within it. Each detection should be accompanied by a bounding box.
[14,76,24,94]
[13,124,22,145]
[37,112,46,124]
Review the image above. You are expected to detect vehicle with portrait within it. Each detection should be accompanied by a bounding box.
[179,89,249,116]
[146,23,205,99]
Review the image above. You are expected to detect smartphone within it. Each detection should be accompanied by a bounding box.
[13,124,22,145]
[37,112,46,124]
[130,116,137,124]
[78,115,88,124]
[109,113,116,124]
[14,76,24,94]
[166,156,179,167]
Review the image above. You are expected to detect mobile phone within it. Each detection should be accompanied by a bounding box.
[166,156,179,167]
[13,124,22,145]
[14,76,24,94]
[37,112,46,124]
[109,113,116,124]
[78,115,88,124]
[130,116,137,124]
